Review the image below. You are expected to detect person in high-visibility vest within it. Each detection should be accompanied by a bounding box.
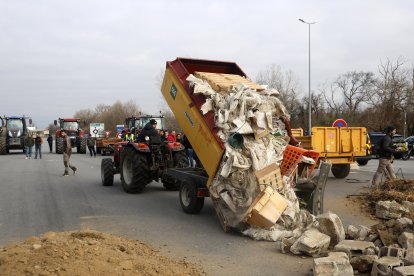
[124,129,135,142]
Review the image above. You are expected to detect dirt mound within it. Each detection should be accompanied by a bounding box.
[368,179,414,202]
[0,230,202,276]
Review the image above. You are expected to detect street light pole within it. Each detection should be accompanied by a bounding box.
[299,18,317,135]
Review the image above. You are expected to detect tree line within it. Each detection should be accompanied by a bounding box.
[257,57,414,136]
[65,57,414,137]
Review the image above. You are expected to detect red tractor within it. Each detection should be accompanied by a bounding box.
[100,115,188,193]
[54,118,87,154]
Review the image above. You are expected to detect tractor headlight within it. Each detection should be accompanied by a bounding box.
[145,136,150,142]
[8,130,12,137]
[17,130,21,137]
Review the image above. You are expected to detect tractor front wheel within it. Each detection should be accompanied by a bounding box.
[120,147,150,193]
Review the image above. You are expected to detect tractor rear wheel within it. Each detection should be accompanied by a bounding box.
[120,147,150,193]
[163,151,189,190]
[331,164,350,179]
[173,151,189,168]
[56,137,63,154]
[0,137,7,155]
[101,158,114,186]
[179,181,204,214]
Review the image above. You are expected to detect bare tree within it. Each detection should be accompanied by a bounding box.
[321,71,375,124]
[256,64,303,127]
[369,58,412,132]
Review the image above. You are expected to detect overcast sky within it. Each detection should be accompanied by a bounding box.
[1,0,413,128]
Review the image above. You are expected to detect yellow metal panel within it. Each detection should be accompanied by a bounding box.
[311,126,367,164]
[161,68,224,186]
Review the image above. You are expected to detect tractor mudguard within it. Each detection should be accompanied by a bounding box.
[167,142,185,152]
[129,142,151,153]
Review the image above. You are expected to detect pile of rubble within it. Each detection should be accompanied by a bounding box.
[188,74,414,275]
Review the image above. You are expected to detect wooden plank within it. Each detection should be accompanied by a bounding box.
[194,71,264,92]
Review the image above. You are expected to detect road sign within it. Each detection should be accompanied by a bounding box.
[332,119,348,128]
[90,123,105,138]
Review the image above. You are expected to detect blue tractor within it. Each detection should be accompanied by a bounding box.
[0,116,31,154]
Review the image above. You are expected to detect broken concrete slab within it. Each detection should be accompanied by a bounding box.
[316,212,345,248]
[333,240,376,258]
[349,254,378,273]
[378,229,399,247]
[395,218,414,232]
[346,224,370,241]
[371,257,403,276]
[392,265,414,276]
[290,228,330,257]
[313,252,353,276]
[403,248,414,266]
[376,201,410,220]
[398,232,414,249]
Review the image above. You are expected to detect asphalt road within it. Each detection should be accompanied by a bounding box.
[1,147,413,275]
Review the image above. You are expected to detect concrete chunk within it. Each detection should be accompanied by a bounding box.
[398,232,414,249]
[313,252,353,276]
[376,201,410,220]
[290,228,330,257]
[347,224,370,241]
[403,248,414,266]
[316,212,345,248]
[333,240,375,258]
[393,265,414,276]
[371,257,403,276]
[349,255,378,273]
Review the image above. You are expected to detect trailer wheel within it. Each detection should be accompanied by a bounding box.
[331,164,350,179]
[101,158,114,186]
[356,159,369,166]
[120,147,150,193]
[0,137,7,155]
[56,137,63,154]
[179,181,204,214]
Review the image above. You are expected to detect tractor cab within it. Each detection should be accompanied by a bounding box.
[125,115,165,137]
[0,116,31,154]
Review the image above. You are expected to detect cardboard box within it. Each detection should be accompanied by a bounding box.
[254,128,268,140]
[244,186,288,228]
[254,163,284,191]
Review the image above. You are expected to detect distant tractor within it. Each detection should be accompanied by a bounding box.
[54,118,86,154]
[0,116,31,155]
[101,114,188,193]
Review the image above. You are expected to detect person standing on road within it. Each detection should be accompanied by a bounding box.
[371,126,398,187]
[61,131,77,176]
[87,134,96,157]
[25,132,35,159]
[34,133,43,159]
[47,134,53,153]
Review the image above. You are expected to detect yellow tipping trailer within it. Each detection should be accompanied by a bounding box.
[161,58,254,187]
[295,127,368,178]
